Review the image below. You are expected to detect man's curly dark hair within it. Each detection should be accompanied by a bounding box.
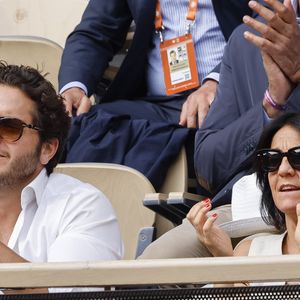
[0,62,70,174]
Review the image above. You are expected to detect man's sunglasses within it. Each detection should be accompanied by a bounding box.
[0,117,43,142]
[256,146,300,172]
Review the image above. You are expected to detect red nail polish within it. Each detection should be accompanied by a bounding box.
[204,198,210,203]
[205,204,210,208]
[212,213,217,218]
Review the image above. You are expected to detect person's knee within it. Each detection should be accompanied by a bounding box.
[139,204,233,259]
[139,219,211,259]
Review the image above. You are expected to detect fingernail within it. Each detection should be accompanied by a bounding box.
[212,213,217,218]
[205,204,210,208]
[249,1,256,8]
[204,198,210,203]
[243,16,250,23]
[244,31,250,38]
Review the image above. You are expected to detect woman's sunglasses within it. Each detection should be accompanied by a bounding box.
[256,146,300,172]
[0,117,43,142]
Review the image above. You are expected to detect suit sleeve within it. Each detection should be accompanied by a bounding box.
[206,0,254,81]
[58,0,132,95]
[195,44,264,194]
[195,24,300,196]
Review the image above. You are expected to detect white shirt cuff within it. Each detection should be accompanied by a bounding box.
[59,82,88,95]
[202,72,219,84]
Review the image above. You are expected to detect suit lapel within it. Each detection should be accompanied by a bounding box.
[212,0,252,41]
[103,0,157,101]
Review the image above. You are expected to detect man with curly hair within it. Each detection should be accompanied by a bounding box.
[0,62,123,293]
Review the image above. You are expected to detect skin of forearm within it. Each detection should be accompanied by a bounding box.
[0,243,49,294]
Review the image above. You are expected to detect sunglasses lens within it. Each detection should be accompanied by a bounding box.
[258,150,282,172]
[288,147,300,169]
[0,118,23,142]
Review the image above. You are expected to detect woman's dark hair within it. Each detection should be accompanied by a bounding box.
[0,62,70,174]
[255,112,300,232]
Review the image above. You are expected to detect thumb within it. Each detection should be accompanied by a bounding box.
[283,0,292,9]
[283,0,296,18]
[76,96,92,115]
[179,102,188,126]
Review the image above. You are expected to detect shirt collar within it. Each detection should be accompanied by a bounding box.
[20,168,49,209]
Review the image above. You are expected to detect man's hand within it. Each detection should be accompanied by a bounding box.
[243,0,300,83]
[62,87,92,116]
[179,79,217,128]
[187,199,233,257]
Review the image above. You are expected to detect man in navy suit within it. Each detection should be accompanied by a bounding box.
[140,0,300,258]
[58,0,252,191]
[59,0,251,125]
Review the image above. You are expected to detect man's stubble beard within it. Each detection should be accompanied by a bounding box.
[0,142,42,187]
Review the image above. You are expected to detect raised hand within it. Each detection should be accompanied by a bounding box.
[243,0,300,83]
[187,199,233,257]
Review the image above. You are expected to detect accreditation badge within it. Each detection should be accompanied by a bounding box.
[160,34,199,95]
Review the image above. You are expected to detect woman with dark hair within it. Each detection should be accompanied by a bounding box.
[188,112,300,264]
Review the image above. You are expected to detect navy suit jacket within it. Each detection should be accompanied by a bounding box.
[195,20,300,207]
[59,0,252,101]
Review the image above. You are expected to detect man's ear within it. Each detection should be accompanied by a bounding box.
[39,139,59,165]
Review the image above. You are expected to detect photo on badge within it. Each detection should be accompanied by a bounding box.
[167,44,190,84]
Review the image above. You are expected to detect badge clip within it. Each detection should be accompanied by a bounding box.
[185,20,195,35]
[156,27,165,43]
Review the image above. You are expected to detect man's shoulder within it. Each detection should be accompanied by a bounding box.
[46,172,104,199]
[39,172,113,217]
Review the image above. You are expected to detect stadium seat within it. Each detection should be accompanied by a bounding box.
[0,0,88,47]
[0,0,131,88]
[54,163,156,260]
[54,146,190,259]
[143,145,204,226]
[0,35,63,91]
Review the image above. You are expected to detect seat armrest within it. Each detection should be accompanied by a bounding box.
[143,192,205,225]
[143,193,184,225]
[167,192,204,214]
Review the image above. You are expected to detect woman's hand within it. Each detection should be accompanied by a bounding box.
[187,199,233,257]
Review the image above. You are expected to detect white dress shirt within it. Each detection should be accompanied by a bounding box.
[9,168,124,263]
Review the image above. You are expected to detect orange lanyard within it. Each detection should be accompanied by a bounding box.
[155,0,198,38]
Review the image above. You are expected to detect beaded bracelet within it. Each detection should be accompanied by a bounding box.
[264,89,287,111]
